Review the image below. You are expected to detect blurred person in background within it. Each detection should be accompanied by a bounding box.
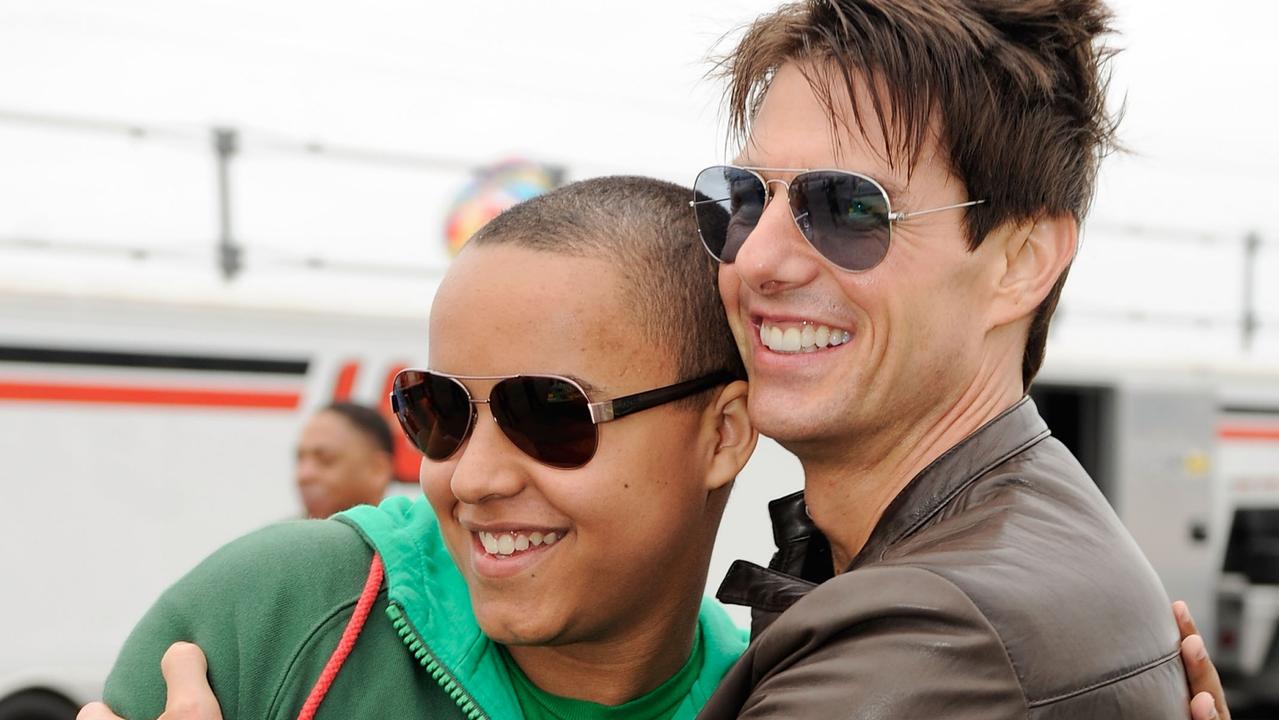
[295,402,395,519]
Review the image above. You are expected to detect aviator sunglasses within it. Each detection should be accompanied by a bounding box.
[390,369,737,470]
[691,165,986,272]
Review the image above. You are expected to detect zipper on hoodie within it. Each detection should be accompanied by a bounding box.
[386,602,489,720]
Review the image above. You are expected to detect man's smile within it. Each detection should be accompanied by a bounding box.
[757,319,852,354]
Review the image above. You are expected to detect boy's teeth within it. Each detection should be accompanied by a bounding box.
[497,535,515,554]
[759,322,850,354]
[477,530,561,557]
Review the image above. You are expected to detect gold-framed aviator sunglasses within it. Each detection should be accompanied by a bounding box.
[690,165,986,272]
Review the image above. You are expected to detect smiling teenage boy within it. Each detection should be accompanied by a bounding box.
[93,176,757,720]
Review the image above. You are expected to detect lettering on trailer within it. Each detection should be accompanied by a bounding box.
[380,363,420,484]
[1232,476,1279,493]
[327,360,422,484]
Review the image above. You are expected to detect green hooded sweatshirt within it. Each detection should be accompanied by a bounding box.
[103,495,747,719]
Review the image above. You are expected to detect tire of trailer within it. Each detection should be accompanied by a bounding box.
[0,689,79,720]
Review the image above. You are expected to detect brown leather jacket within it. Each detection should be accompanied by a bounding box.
[700,398,1189,719]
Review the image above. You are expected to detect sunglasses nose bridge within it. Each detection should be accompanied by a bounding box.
[466,398,501,430]
[762,177,809,229]
[762,177,791,209]
[468,393,534,458]
[748,177,806,242]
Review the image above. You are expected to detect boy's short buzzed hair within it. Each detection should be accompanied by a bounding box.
[468,176,745,397]
[719,0,1120,388]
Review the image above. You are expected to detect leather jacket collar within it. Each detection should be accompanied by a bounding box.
[717,397,1050,632]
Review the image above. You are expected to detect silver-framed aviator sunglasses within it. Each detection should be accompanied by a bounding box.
[690,165,986,272]
[390,369,737,470]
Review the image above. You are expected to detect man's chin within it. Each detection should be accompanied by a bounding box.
[747,392,846,446]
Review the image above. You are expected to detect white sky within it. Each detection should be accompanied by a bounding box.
[1,0,1277,362]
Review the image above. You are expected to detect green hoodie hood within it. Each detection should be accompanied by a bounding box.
[339,495,748,720]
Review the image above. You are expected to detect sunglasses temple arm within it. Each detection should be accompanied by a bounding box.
[589,371,739,424]
[892,198,986,222]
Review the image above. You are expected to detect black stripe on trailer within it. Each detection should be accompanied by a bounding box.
[0,345,309,375]
[1221,404,1279,417]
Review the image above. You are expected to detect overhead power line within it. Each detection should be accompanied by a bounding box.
[1085,221,1271,248]
[0,106,500,174]
[0,107,201,144]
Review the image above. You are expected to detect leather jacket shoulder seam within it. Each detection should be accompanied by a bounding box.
[1026,648,1182,708]
[884,428,1052,558]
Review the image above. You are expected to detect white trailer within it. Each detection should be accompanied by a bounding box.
[0,286,430,718]
[3,284,1276,716]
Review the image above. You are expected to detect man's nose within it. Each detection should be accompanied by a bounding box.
[449,407,529,504]
[730,185,823,294]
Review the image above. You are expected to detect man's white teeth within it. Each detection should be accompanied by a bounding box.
[760,322,850,354]
[478,530,560,557]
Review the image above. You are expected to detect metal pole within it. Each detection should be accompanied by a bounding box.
[213,127,242,281]
[1242,231,1261,351]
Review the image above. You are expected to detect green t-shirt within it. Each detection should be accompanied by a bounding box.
[500,632,705,720]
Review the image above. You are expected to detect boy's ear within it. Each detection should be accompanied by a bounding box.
[701,380,757,492]
[989,214,1077,328]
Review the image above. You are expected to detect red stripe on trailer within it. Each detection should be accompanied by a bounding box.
[1218,425,1279,442]
[0,380,301,410]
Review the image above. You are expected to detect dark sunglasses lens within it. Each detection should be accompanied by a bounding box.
[393,371,472,460]
[790,172,891,271]
[490,376,597,469]
[693,166,766,263]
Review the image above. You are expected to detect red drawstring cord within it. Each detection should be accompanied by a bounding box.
[296,553,385,720]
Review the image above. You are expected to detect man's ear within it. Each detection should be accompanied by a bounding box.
[699,380,757,493]
[990,213,1078,328]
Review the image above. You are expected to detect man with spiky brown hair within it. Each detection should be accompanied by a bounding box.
[691,0,1200,717]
